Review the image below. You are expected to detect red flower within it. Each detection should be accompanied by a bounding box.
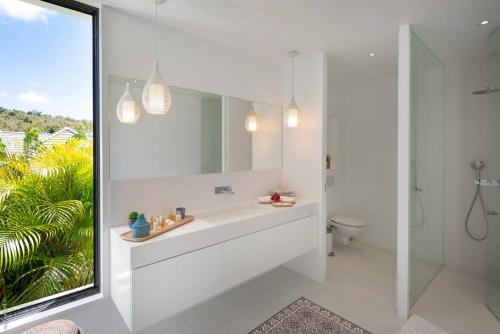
[271,192,281,202]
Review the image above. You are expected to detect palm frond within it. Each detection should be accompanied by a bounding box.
[0,223,41,271]
[36,200,84,230]
[8,252,93,306]
[30,140,91,177]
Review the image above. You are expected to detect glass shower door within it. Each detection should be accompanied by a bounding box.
[409,32,445,308]
[485,29,500,320]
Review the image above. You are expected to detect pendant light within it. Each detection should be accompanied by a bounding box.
[285,51,302,128]
[245,103,258,132]
[116,82,140,124]
[142,0,172,115]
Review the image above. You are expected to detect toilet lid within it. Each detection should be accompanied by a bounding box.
[330,216,366,228]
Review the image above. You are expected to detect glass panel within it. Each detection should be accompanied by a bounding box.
[409,32,445,307]
[485,29,500,320]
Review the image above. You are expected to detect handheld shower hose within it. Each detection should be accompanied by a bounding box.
[465,160,488,241]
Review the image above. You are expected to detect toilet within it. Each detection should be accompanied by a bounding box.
[329,216,367,245]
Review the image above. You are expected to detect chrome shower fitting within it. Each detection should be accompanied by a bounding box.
[472,85,500,95]
[465,160,488,241]
[470,160,485,180]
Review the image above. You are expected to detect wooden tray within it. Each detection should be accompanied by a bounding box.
[121,215,195,242]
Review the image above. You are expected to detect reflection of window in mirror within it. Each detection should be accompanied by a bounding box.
[222,97,253,172]
[201,97,222,174]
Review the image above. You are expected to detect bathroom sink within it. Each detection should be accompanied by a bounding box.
[202,208,264,224]
[196,203,273,225]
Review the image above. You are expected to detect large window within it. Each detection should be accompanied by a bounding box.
[0,0,99,320]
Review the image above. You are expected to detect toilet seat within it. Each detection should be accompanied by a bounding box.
[330,216,366,228]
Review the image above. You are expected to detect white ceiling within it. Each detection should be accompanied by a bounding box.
[102,0,500,84]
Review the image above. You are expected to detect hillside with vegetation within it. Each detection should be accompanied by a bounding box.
[0,107,92,133]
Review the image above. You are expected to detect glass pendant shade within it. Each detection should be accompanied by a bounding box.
[285,97,301,128]
[116,82,140,124]
[286,51,302,128]
[245,106,258,132]
[142,60,172,114]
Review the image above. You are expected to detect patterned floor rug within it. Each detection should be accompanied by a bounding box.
[249,297,372,334]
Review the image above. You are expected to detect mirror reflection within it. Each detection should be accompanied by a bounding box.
[109,75,282,180]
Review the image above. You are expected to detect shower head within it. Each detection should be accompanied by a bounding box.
[470,160,485,181]
[472,85,500,95]
[470,160,485,171]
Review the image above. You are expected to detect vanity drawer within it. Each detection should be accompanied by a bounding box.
[131,243,224,332]
[222,226,279,289]
[278,215,318,263]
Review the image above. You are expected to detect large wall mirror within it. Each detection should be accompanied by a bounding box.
[109,75,282,180]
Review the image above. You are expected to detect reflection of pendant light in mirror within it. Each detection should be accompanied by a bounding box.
[285,51,302,128]
[245,103,258,132]
[142,0,172,115]
[116,82,140,124]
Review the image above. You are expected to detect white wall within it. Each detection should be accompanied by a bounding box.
[102,9,283,106]
[326,84,341,218]
[329,76,398,251]
[444,57,499,278]
[282,52,327,283]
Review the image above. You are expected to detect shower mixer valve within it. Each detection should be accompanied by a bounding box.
[475,178,500,188]
[469,160,500,188]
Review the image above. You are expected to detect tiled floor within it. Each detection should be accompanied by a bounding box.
[6,242,500,334]
[399,315,451,334]
[411,266,500,334]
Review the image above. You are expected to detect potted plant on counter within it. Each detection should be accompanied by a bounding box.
[128,211,138,228]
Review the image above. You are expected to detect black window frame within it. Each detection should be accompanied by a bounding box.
[0,0,100,323]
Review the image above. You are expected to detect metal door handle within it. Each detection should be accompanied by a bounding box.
[487,210,498,216]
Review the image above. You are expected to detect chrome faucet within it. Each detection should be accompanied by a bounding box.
[214,185,234,195]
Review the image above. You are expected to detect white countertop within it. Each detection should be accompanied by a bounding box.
[111,200,318,269]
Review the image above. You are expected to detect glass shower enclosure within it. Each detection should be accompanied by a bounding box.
[397,25,445,317]
[408,32,445,308]
[399,24,500,320]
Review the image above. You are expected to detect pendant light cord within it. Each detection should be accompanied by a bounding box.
[291,56,295,97]
[155,1,158,62]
